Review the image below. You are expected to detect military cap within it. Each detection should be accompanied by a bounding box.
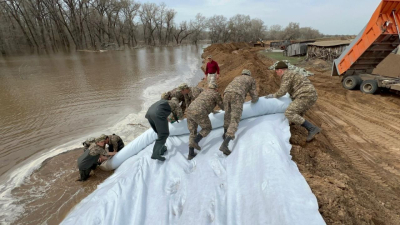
[208,83,218,89]
[275,61,288,69]
[161,92,171,99]
[95,134,108,143]
[177,83,189,91]
[241,69,251,76]
[207,55,212,59]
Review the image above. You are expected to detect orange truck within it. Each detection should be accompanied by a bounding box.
[332,0,400,94]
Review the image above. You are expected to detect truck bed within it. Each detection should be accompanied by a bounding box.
[332,0,400,76]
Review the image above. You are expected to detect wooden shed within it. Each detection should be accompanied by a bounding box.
[306,40,352,61]
[284,40,315,57]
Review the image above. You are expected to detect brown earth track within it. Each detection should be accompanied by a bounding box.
[202,43,400,224]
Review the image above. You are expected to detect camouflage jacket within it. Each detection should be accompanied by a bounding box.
[187,89,224,116]
[273,71,317,99]
[188,87,203,105]
[224,75,258,102]
[172,88,189,105]
[88,143,107,156]
[168,98,184,121]
[108,134,122,152]
[163,88,190,109]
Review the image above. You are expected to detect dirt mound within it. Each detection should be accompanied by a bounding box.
[297,59,332,73]
[203,43,400,224]
[200,43,277,97]
[202,43,253,61]
[373,53,400,78]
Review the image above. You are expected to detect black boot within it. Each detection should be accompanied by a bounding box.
[219,136,232,155]
[222,129,227,140]
[161,145,167,155]
[191,134,203,150]
[187,147,197,160]
[151,143,166,161]
[301,120,321,142]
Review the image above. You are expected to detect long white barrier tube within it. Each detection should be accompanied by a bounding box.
[103,95,291,170]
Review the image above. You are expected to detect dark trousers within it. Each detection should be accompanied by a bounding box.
[146,100,171,155]
[79,164,97,181]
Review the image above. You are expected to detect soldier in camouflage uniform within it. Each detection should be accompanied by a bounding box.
[82,137,95,152]
[186,83,224,160]
[266,61,321,142]
[145,97,183,161]
[161,83,191,114]
[187,86,203,107]
[77,134,117,181]
[220,69,259,155]
[107,134,125,152]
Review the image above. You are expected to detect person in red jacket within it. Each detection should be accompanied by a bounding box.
[204,55,220,84]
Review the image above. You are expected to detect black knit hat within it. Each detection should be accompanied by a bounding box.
[275,61,288,69]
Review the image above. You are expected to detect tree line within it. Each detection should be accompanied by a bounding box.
[0,0,327,55]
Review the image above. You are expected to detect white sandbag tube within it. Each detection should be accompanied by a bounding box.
[62,104,325,224]
[102,95,292,170]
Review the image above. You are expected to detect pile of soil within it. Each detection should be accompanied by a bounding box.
[200,45,279,98]
[202,43,400,224]
[373,53,400,78]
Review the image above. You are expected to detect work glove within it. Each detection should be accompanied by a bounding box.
[265,94,274,99]
[170,117,180,124]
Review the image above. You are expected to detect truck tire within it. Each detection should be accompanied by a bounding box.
[342,76,361,90]
[360,80,378,94]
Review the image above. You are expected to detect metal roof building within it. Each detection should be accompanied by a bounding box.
[284,40,315,57]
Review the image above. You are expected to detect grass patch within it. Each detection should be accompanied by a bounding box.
[259,51,305,65]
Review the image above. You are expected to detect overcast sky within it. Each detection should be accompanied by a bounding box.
[138,0,380,35]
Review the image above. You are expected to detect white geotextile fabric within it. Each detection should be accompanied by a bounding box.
[62,96,325,225]
[101,96,292,171]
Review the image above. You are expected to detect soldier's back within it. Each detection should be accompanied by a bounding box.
[188,90,220,115]
[170,88,184,101]
[189,87,203,100]
[287,71,316,98]
[224,75,255,97]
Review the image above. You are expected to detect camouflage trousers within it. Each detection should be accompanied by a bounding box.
[223,92,245,139]
[187,112,212,143]
[187,112,212,144]
[207,73,217,85]
[285,95,318,125]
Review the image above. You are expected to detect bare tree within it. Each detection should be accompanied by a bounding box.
[121,0,140,47]
[299,27,322,39]
[283,22,300,40]
[0,1,325,55]
[229,14,251,42]
[164,9,175,44]
[173,21,193,44]
[267,24,283,40]
[208,15,229,43]
[190,13,206,45]
[249,18,267,41]
[139,3,158,45]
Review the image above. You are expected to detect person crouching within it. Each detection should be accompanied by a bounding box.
[77,134,116,181]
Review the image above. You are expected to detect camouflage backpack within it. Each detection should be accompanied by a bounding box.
[82,137,96,151]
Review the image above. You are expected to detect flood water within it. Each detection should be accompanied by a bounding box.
[0,45,206,224]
